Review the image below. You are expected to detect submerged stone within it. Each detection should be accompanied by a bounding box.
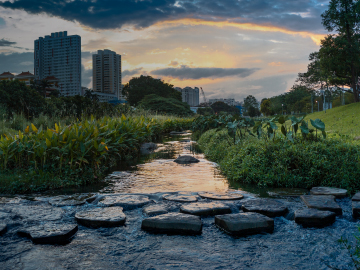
[141,213,202,235]
[215,212,274,236]
[352,201,360,219]
[180,202,231,216]
[294,209,336,227]
[11,204,65,222]
[143,204,168,216]
[352,192,360,201]
[140,143,157,155]
[98,195,151,210]
[48,195,90,207]
[0,223,7,235]
[163,194,198,202]
[241,199,288,217]
[173,155,200,164]
[198,192,244,200]
[310,187,347,198]
[75,207,126,228]
[300,195,342,215]
[18,223,78,244]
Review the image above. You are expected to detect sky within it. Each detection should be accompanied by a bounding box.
[0,0,331,102]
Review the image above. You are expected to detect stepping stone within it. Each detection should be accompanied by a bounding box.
[49,195,88,207]
[215,213,274,236]
[198,192,244,200]
[18,223,78,244]
[140,142,157,155]
[0,223,7,236]
[180,202,231,216]
[352,192,360,201]
[11,205,64,221]
[142,213,202,235]
[241,199,288,217]
[300,195,342,215]
[143,204,168,216]
[174,155,200,164]
[163,194,198,202]
[294,209,336,227]
[98,195,151,210]
[310,187,347,198]
[352,201,360,218]
[75,207,126,228]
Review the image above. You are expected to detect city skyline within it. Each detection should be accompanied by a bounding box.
[0,0,330,101]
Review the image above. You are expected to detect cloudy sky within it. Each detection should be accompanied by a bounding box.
[0,0,330,102]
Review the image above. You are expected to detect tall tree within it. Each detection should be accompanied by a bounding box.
[243,95,259,112]
[322,0,360,102]
[260,99,272,116]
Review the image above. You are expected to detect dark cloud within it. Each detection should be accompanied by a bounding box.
[0,0,329,32]
[0,52,33,73]
[169,61,179,67]
[150,66,259,80]
[0,38,16,47]
[122,68,143,77]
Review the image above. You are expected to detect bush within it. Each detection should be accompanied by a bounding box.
[138,94,194,117]
[198,129,360,193]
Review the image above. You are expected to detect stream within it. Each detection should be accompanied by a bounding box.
[0,133,358,269]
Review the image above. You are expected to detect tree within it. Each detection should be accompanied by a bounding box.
[248,106,261,117]
[243,95,258,112]
[321,0,360,102]
[122,75,182,106]
[210,101,240,115]
[260,99,272,116]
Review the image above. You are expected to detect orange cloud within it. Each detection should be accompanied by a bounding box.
[268,62,283,66]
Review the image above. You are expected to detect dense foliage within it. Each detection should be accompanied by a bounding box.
[138,94,194,117]
[210,101,240,115]
[122,75,182,106]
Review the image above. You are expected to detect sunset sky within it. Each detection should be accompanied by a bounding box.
[0,0,331,102]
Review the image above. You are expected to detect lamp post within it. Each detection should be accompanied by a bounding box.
[316,100,319,112]
[282,104,283,115]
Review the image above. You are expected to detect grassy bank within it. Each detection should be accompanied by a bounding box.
[0,115,192,194]
[198,129,360,193]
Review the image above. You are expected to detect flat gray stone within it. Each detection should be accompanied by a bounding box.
[163,194,198,202]
[140,142,157,155]
[352,192,360,201]
[0,223,7,235]
[11,204,65,221]
[49,194,92,207]
[142,213,202,235]
[198,192,244,200]
[180,202,231,216]
[310,187,347,198]
[353,201,360,218]
[300,195,342,215]
[75,207,126,228]
[98,195,151,210]
[215,212,274,236]
[18,223,78,244]
[295,209,336,227]
[241,199,288,217]
[143,205,168,216]
[174,155,200,164]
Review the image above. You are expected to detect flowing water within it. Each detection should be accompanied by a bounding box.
[0,133,359,269]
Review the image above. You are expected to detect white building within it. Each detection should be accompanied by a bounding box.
[175,86,199,106]
[34,31,81,96]
[92,49,122,101]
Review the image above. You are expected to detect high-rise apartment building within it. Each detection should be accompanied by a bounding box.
[92,50,122,101]
[34,31,81,96]
[175,86,200,106]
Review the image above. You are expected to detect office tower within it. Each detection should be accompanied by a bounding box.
[34,31,81,96]
[92,49,122,100]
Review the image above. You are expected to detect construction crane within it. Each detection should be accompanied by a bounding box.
[200,87,208,106]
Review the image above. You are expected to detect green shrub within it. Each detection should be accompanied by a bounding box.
[198,129,360,193]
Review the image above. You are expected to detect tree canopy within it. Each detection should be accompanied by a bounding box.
[210,101,240,115]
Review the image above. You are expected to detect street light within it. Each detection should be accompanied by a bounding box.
[282,104,283,115]
[316,100,319,112]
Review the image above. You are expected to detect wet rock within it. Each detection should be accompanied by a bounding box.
[98,195,151,210]
[140,143,157,155]
[352,192,360,201]
[180,202,231,216]
[48,195,89,207]
[215,212,274,236]
[169,131,187,135]
[10,204,64,221]
[163,194,198,202]
[18,223,78,244]
[241,199,288,217]
[310,187,347,198]
[300,195,342,216]
[141,213,202,235]
[143,204,168,216]
[0,223,7,235]
[294,209,336,227]
[75,207,126,228]
[173,155,200,164]
[198,192,244,200]
[352,201,360,218]
[267,188,308,197]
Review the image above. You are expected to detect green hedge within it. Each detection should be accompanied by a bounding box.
[198,129,360,193]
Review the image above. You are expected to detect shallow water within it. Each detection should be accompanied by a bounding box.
[0,134,359,269]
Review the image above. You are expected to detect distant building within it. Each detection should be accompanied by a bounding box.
[92,49,122,101]
[34,31,81,96]
[15,71,35,86]
[0,72,15,81]
[208,98,242,107]
[175,86,199,106]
